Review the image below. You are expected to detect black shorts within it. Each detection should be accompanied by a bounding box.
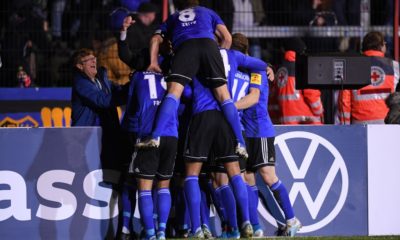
[184,110,238,163]
[208,155,246,173]
[246,137,276,172]
[167,38,227,88]
[129,136,177,180]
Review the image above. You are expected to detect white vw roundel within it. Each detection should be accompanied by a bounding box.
[262,131,349,233]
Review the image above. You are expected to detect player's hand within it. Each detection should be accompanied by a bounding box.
[147,63,162,73]
[122,16,134,32]
[267,66,275,82]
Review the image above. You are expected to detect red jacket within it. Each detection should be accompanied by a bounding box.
[338,50,399,124]
[276,51,324,124]
[268,78,281,124]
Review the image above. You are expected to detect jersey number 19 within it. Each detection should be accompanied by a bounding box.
[144,74,166,99]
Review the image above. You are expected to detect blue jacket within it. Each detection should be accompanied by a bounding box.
[71,67,126,129]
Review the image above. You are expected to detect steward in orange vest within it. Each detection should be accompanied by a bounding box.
[338,31,400,124]
[276,38,324,124]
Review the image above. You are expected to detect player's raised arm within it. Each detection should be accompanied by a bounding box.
[147,34,164,72]
[215,24,232,49]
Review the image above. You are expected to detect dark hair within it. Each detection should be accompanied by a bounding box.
[231,33,249,54]
[72,48,95,66]
[138,2,158,13]
[173,0,199,10]
[362,31,385,52]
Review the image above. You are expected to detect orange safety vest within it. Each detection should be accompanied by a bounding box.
[276,51,324,124]
[338,50,400,124]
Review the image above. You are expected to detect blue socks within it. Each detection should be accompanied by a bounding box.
[271,180,295,220]
[157,188,171,233]
[152,93,179,139]
[220,99,246,146]
[210,183,227,226]
[218,184,238,229]
[247,184,260,226]
[138,190,155,237]
[184,176,201,234]
[200,188,210,228]
[230,174,250,227]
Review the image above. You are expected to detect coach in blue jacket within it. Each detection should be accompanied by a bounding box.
[71,48,130,174]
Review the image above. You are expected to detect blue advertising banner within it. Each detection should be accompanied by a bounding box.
[0,88,71,127]
[0,128,120,240]
[257,125,368,236]
[0,126,369,238]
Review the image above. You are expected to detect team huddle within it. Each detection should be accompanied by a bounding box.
[120,0,301,239]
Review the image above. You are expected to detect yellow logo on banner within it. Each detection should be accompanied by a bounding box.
[250,73,262,85]
[0,116,39,127]
[41,107,71,127]
[1,106,123,128]
[40,106,122,127]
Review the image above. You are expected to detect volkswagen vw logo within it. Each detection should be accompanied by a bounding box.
[261,131,349,233]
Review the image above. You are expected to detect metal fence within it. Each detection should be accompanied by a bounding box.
[0,0,398,87]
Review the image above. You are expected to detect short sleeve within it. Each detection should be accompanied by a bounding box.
[250,71,264,89]
[208,8,225,30]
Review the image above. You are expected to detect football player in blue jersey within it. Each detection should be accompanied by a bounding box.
[213,33,297,238]
[180,31,269,237]
[242,69,302,237]
[136,0,248,159]
[182,73,253,238]
[122,63,191,240]
[124,70,175,240]
[208,33,267,238]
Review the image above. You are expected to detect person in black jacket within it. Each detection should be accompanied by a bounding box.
[112,2,159,69]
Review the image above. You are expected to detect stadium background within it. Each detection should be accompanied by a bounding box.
[0,0,398,88]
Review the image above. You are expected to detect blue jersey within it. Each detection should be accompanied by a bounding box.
[122,71,178,138]
[229,70,250,131]
[242,71,275,138]
[222,49,266,126]
[190,49,267,116]
[191,77,220,115]
[157,6,224,49]
[220,49,267,84]
[229,70,251,103]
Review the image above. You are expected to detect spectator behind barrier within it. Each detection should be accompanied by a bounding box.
[338,31,400,124]
[111,3,158,71]
[115,2,159,68]
[70,48,132,239]
[16,66,32,88]
[275,38,324,124]
[71,48,130,170]
[385,92,400,124]
[94,30,131,86]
